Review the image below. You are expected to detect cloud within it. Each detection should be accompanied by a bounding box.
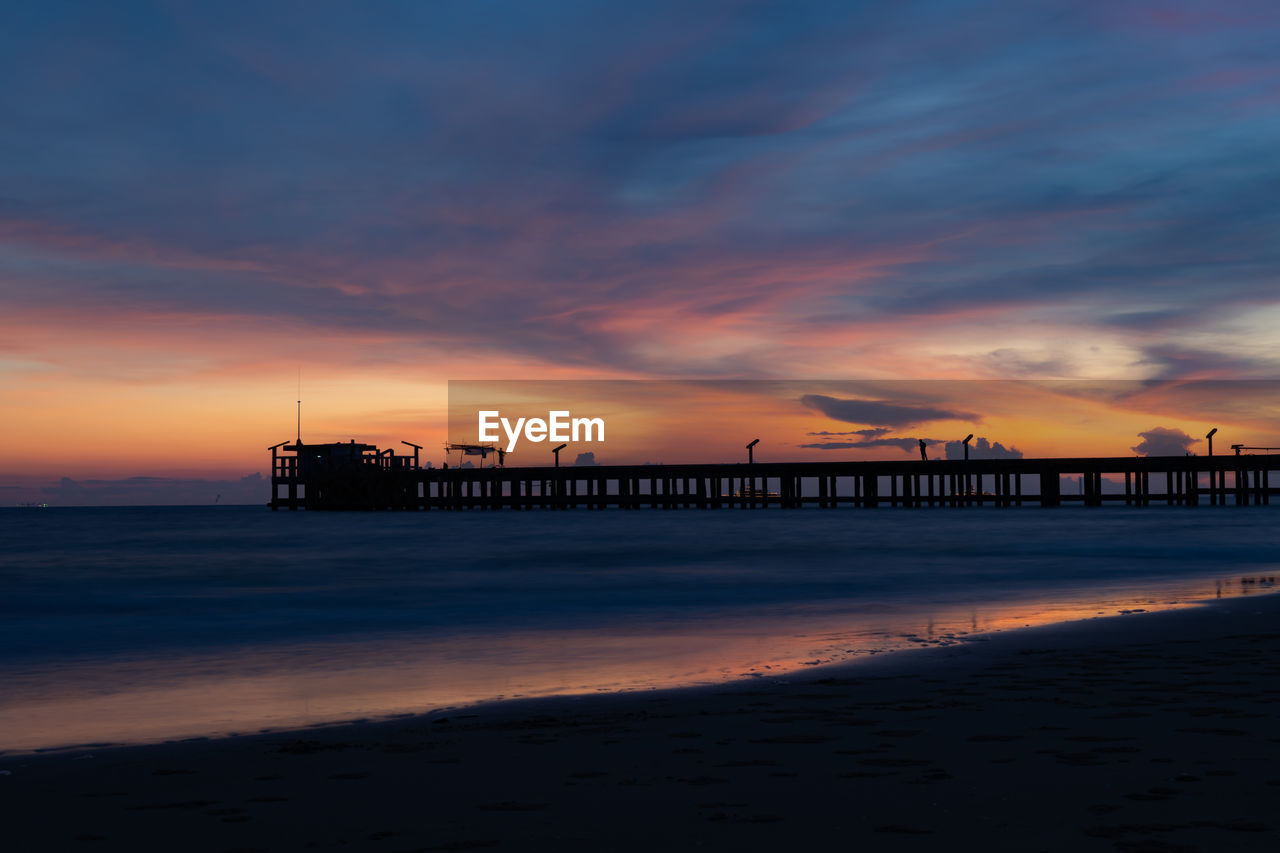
[800,394,976,428]
[1133,343,1280,380]
[974,348,1079,379]
[1131,427,1198,456]
[800,436,945,453]
[573,451,599,466]
[805,428,892,438]
[29,473,268,507]
[943,437,1023,460]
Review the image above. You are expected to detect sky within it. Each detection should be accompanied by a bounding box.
[3,1,1279,502]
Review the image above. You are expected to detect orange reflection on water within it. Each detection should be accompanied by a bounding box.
[0,574,1270,753]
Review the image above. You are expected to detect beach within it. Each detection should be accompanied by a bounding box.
[5,589,1277,852]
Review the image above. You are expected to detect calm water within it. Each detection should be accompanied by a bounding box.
[1,506,1277,751]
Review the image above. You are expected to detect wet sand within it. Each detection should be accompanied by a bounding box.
[4,592,1279,852]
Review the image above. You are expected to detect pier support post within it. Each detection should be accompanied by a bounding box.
[1041,472,1061,508]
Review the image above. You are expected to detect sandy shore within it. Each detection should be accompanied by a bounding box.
[4,592,1279,852]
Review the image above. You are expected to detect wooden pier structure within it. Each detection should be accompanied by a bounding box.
[269,440,1279,510]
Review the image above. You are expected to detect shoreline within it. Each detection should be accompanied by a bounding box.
[5,591,1279,850]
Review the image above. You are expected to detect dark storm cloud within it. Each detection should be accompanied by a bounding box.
[800,394,976,428]
[806,428,892,438]
[800,436,946,452]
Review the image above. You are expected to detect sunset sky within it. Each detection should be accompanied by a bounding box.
[3,2,1279,503]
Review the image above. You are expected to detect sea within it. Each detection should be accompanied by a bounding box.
[1,505,1277,753]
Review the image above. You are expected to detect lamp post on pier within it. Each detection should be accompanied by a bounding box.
[746,438,760,464]
[961,434,975,500]
[552,443,567,467]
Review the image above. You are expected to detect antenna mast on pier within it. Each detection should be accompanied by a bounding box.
[296,368,302,444]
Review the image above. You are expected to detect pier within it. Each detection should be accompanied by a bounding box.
[269,441,1278,510]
